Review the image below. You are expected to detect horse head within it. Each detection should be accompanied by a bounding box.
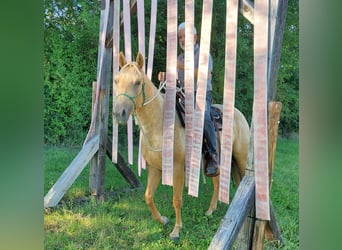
[113,52,146,124]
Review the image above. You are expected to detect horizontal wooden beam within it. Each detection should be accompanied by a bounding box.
[208,176,255,250]
[44,135,100,208]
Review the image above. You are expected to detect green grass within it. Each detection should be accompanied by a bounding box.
[44,137,298,249]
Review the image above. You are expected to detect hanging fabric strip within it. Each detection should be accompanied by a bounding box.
[188,0,213,197]
[112,0,120,164]
[138,132,143,176]
[253,0,270,220]
[146,0,157,79]
[162,0,177,186]
[137,0,145,64]
[218,0,239,204]
[137,0,146,174]
[123,0,133,165]
[140,0,158,174]
[84,0,110,145]
[184,0,195,187]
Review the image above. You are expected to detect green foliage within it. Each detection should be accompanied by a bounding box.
[44,1,100,145]
[276,0,299,135]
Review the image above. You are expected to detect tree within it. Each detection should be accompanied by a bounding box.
[44,0,100,144]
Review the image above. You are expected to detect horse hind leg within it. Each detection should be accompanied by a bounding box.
[231,157,244,185]
[169,162,184,241]
[206,158,243,217]
[144,167,169,225]
[205,175,219,216]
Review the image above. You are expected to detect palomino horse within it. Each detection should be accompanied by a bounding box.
[113,52,250,240]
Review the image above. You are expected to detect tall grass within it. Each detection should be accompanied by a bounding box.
[44,137,298,249]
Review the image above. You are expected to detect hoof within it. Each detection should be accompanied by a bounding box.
[205,209,213,216]
[170,235,180,242]
[160,216,169,225]
[205,206,217,216]
[169,226,181,241]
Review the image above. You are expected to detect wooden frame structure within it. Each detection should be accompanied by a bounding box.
[209,0,288,248]
[44,0,143,208]
[44,0,288,248]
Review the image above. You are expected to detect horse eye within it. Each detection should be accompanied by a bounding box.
[134,80,141,86]
[114,76,119,85]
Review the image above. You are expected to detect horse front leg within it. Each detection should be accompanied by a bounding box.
[206,175,219,216]
[169,162,184,241]
[145,167,169,225]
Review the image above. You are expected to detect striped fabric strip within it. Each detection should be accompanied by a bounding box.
[137,0,146,174]
[184,0,195,187]
[218,0,239,204]
[188,0,213,197]
[123,0,132,61]
[123,0,133,165]
[253,0,270,220]
[137,0,145,62]
[140,0,157,173]
[112,0,120,163]
[146,0,157,80]
[138,132,143,176]
[162,0,177,186]
[84,0,110,145]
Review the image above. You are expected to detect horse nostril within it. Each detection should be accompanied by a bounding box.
[121,109,126,117]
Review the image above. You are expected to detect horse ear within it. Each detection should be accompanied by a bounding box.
[119,52,127,68]
[135,52,144,70]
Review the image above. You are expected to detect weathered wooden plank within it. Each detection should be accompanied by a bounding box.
[208,176,255,250]
[267,0,288,102]
[253,101,283,249]
[106,136,143,189]
[44,135,100,208]
[89,0,113,200]
[239,0,254,24]
[89,82,99,194]
[252,219,267,250]
[236,122,255,250]
[268,102,282,189]
[266,201,285,246]
[105,0,137,48]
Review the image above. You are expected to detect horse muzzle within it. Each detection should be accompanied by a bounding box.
[113,98,134,124]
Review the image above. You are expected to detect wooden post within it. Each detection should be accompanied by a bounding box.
[89,0,113,201]
[252,101,282,249]
[251,0,288,246]
[89,82,98,195]
[267,0,288,102]
[236,122,256,250]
